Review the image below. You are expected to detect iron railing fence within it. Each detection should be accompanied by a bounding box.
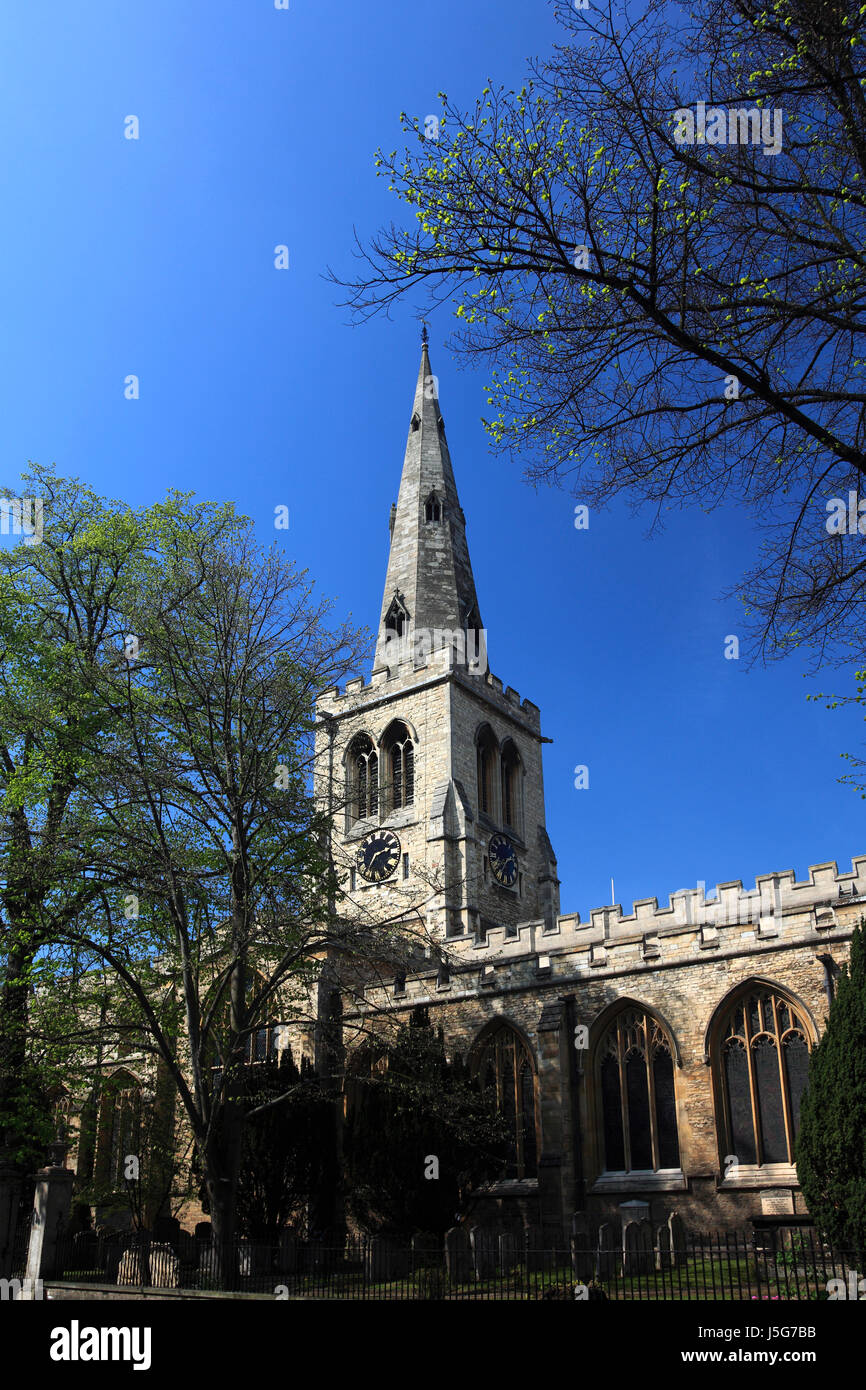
[36,1224,866,1300]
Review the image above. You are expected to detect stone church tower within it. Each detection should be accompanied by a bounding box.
[316,334,560,950]
[316,335,862,1242]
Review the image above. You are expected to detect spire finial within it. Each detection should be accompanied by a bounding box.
[420,321,429,346]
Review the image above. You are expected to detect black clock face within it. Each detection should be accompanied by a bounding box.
[357,829,401,883]
[489,833,518,887]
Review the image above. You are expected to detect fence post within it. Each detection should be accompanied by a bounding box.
[24,1144,73,1290]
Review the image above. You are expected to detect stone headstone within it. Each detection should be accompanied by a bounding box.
[366,1235,409,1281]
[622,1219,653,1276]
[524,1224,545,1274]
[148,1242,180,1289]
[655,1221,672,1271]
[197,1244,218,1286]
[194,1221,212,1242]
[117,1245,148,1286]
[571,1213,593,1282]
[668,1211,687,1266]
[444,1226,470,1282]
[596,1220,619,1279]
[470,1226,497,1278]
[498,1231,519,1270]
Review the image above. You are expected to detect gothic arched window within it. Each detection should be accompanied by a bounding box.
[715,987,811,1167]
[500,739,522,832]
[95,1069,142,1189]
[381,720,414,812]
[474,1023,538,1179]
[597,1009,680,1173]
[424,492,442,523]
[348,733,378,823]
[476,724,498,819]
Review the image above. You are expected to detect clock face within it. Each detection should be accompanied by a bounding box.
[489,833,518,888]
[357,828,402,883]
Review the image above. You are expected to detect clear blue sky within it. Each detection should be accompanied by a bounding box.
[1,1,862,918]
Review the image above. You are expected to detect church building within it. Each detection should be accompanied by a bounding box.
[314,335,863,1241]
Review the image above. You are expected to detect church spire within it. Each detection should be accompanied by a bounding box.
[374,338,483,671]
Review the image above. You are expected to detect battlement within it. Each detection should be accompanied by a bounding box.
[317,648,541,729]
[441,856,866,972]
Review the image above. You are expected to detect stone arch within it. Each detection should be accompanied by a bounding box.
[93,1067,143,1190]
[475,722,499,820]
[706,978,817,1171]
[702,976,818,1063]
[590,996,683,1067]
[345,730,378,824]
[470,1017,539,1180]
[499,737,524,834]
[379,718,415,814]
[589,1001,682,1175]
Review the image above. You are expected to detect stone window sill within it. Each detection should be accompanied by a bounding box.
[719,1163,799,1191]
[591,1169,687,1194]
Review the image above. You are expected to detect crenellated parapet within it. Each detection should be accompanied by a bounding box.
[317,647,542,733]
[434,855,866,975]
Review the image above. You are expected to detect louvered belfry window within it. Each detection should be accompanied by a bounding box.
[350,734,378,822]
[385,722,414,810]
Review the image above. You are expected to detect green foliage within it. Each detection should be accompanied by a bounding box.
[337,0,866,668]
[344,1007,510,1238]
[796,919,866,1250]
[231,1049,333,1240]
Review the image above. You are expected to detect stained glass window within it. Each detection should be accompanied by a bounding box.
[718,988,811,1167]
[475,1024,538,1179]
[597,1010,680,1172]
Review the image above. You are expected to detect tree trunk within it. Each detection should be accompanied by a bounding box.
[0,942,33,1161]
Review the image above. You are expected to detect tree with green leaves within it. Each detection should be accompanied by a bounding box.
[0,465,150,1184]
[796,919,866,1251]
[343,1007,510,1238]
[45,493,434,1286]
[335,0,866,667]
[203,1047,332,1242]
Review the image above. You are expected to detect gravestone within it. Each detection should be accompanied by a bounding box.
[498,1231,519,1270]
[444,1226,470,1282]
[117,1244,148,1286]
[194,1221,212,1243]
[148,1242,180,1289]
[470,1226,497,1278]
[524,1224,545,1274]
[596,1220,620,1279]
[622,1219,653,1276]
[668,1211,687,1267]
[366,1235,409,1281]
[571,1213,593,1282]
[197,1244,218,1286]
[655,1221,672,1271]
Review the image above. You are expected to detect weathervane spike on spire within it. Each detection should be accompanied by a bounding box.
[420,321,429,346]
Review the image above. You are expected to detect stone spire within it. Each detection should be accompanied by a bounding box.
[374,337,483,671]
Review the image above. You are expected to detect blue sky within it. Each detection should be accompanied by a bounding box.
[1,0,862,918]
